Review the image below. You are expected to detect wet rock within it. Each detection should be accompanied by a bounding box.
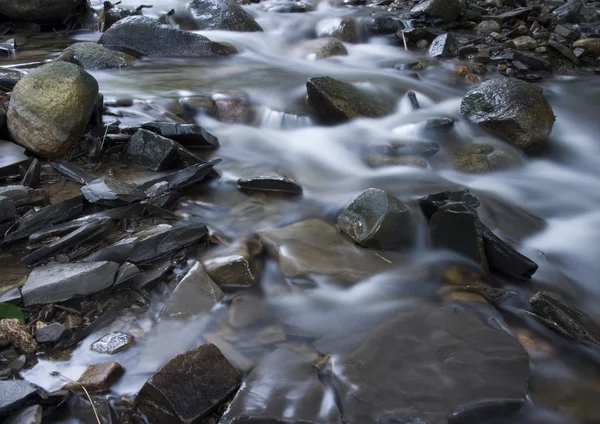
[132,257,172,289]
[237,167,302,194]
[139,158,221,191]
[530,291,600,346]
[0,69,22,91]
[447,398,525,424]
[553,0,583,23]
[87,222,208,264]
[7,62,99,159]
[189,0,262,32]
[573,38,600,54]
[34,322,66,343]
[482,226,538,279]
[0,0,85,23]
[90,331,134,354]
[125,129,179,171]
[51,161,94,185]
[429,33,459,58]
[0,141,28,177]
[513,36,537,51]
[70,394,117,423]
[66,362,124,393]
[0,196,16,222]
[21,159,41,188]
[21,261,119,306]
[553,24,580,42]
[316,18,357,43]
[297,37,348,60]
[338,188,413,250]
[332,305,529,424]
[140,122,219,148]
[98,16,235,57]
[136,343,241,423]
[56,42,132,70]
[549,40,579,64]
[0,380,39,417]
[306,76,394,121]
[212,92,253,124]
[0,319,37,354]
[365,155,427,168]
[228,295,273,328]
[221,347,342,424]
[160,262,223,319]
[476,20,500,36]
[430,203,488,271]
[3,404,42,424]
[97,2,142,32]
[201,238,263,289]
[0,185,28,200]
[366,15,400,35]
[114,262,140,286]
[460,78,555,152]
[453,143,517,173]
[410,0,462,22]
[81,176,146,206]
[258,219,391,283]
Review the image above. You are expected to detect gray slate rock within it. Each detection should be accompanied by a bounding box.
[0,141,28,177]
[306,76,395,121]
[0,0,83,23]
[3,404,42,424]
[98,16,236,57]
[0,195,16,222]
[8,196,85,239]
[0,380,39,417]
[410,0,462,21]
[160,262,223,320]
[136,343,241,423]
[7,62,99,159]
[90,331,135,354]
[21,261,119,306]
[338,188,413,250]
[460,78,555,152]
[81,176,146,206]
[140,122,219,148]
[56,42,133,70]
[0,185,28,200]
[114,262,140,285]
[138,158,222,191]
[189,0,263,32]
[35,322,66,343]
[221,347,342,424]
[331,305,529,424]
[429,33,459,58]
[125,129,179,171]
[237,167,302,194]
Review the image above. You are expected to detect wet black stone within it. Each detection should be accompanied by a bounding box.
[81,176,146,206]
[0,195,16,222]
[132,258,172,289]
[331,305,529,424]
[0,380,39,417]
[139,158,222,191]
[0,141,29,177]
[87,222,208,264]
[338,188,414,250]
[553,0,583,23]
[35,322,66,343]
[549,39,579,64]
[398,27,440,43]
[410,0,462,21]
[485,7,532,21]
[125,129,179,171]
[21,261,119,306]
[447,398,524,424]
[114,262,141,286]
[512,51,551,70]
[70,394,118,424]
[221,347,342,424]
[51,162,95,185]
[529,291,600,347]
[366,15,401,35]
[136,343,241,424]
[3,404,42,424]
[189,0,263,32]
[419,190,480,220]
[429,33,459,58]
[429,203,488,270]
[140,122,219,148]
[480,225,538,279]
[306,76,395,122]
[20,159,40,188]
[237,168,302,194]
[98,16,235,57]
[21,218,112,265]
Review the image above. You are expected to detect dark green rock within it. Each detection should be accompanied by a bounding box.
[338,188,413,250]
[136,343,241,424]
[460,78,555,152]
[306,76,394,121]
[98,16,235,57]
[189,0,262,32]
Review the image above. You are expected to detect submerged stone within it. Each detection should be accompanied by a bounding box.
[237,167,302,194]
[35,322,66,343]
[419,190,480,220]
[91,332,135,354]
[125,129,179,171]
[297,37,348,60]
[140,122,219,148]
[66,362,124,393]
[0,380,39,417]
[136,343,241,423]
[221,347,342,423]
[21,159,41,188]
[99,16,235,57]
[306,76,395,121]
[189,0,263,32]
[81,176,146,206]
[201,238,263,289]
[481,225,538,279]
[21,261,119,306]
[160,262,223,320]
[338,188,414,250]
[331,305,529,424]
[316,18,357,43]
[448,398,525,424]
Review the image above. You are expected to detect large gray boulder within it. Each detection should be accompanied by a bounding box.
[0,0,84,23]
[98,16,236,57]
[188,0,263,32]
[7,62,98,158]
[56,42,134,70]
[460,78,555,153]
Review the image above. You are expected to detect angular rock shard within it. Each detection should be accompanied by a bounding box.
[125,129,180,171]
[201,238,263,289]
[81,176,146,206]
[140,122,219,148]
[0,380,40,417]
[66,362,124,393]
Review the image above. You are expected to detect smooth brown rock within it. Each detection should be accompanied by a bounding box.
[201,238,263,289]
[66,362,124,393]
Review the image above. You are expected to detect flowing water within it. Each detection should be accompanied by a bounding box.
[5,1,600,422]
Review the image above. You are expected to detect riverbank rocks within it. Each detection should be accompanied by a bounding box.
[125,129,179,171]
[56,42,133,70]
[0,0,85,23]
[7,62,98,158]
[476,20,500,36]
[306,76,395,121]
[316,18,357,43]
[98,16,236,58]
[460,78,555,153]
[410,0,462,22]
[136,343,241,424]
[331,305,529,423]
[338,188,413,250]
[189,0,262,32]
[573,38,600,54]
